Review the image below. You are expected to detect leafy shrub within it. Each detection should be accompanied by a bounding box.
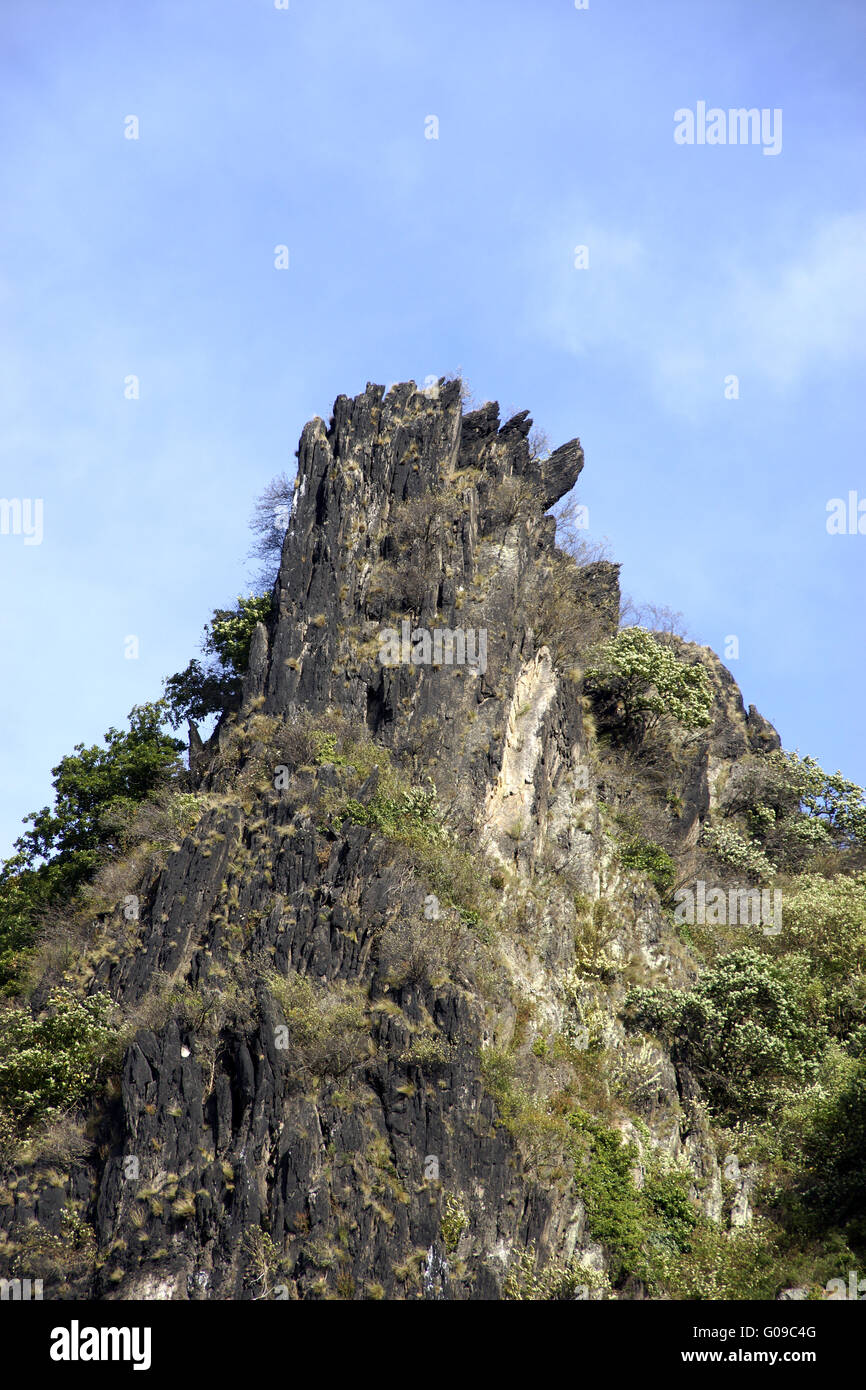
[701,823,777,880]
[378,908,475,991]
[606,1037,666,1111]
[618,837,677,897]
[399,1033,456,1067]
[571,1115,648,1282]
[163,593,272,727]
[657,1217,787,1301]
[7,1207,98,1284]
[795,1056,866,1236]
[503,1246,611,1301]
[340,784,447,845]
[584,628,713,748]
[772,872,866,1018]
[208,595,273,672]
[719,750,866,870]
[0,704,183,991]
[571,898,621,981]
[440,1193,468,1253]
[569,1110,697,1289]
[774,752,866,849]
[0,1105,18,1167]
[97,788,204,854]
[242,1227,286,1299]
[479,1046,571,1168]
[314,722,490,931]
[628,948,824,1121]
[0,989,115,1128]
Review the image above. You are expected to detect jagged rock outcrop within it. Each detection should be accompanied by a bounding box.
[0,379,783,1301]
[250,382,587,835]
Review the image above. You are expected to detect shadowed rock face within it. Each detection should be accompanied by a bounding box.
[0,380,780,1302]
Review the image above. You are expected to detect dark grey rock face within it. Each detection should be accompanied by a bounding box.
[255,380,589,833]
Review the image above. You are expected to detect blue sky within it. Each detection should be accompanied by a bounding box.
[1,0,864,855]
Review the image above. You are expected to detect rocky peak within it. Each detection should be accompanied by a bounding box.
[238,380,588,842]
[2,377,807,1307]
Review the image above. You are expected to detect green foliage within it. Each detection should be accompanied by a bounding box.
[628,948,824,1121]
[0,989,115,1128]
[796,1057,866,1239]
[480,1047,522,1126]
[0,703,183,991]
[657,1218,787,1301]
[12,702,183,874]
[242,1227,286,1299]
[769,872,866,1045]
[643,1169,700,1253]
[479,1045,575,1169]
[571,1115,649,1281]
[7,1206,98,1284]
[735,1042,866,1284]
[720,749,866,872]
[208,594,273,672]
[701,823,777,880]
[483,1041,801,1298]
[503,1246,610,1300]
[161,659,231,728]
[569,1110,697,1289]
[340,783,447,846]
[775,751,866,849]
[163,593,272,728]
[571,898,621,980]
[314,734,443,849]
[618,837,677,897]
[313,721,488,931]
[585,627,713,747]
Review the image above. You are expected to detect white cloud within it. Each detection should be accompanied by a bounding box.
[526,210,866,414]
[730,212,866,386]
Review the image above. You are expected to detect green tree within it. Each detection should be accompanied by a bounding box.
[716,750,866,873]
[628,948,824,1120]
[797,1057,866,1236]
[772,751,866,851]
[585,627,713,747]
[618,837,677,897]
[0,702,183,990]
[766,872,866,1044]
[0,988,115,1127]
[163,593,272,728]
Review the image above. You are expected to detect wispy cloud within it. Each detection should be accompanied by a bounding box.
[525,210,866,412]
